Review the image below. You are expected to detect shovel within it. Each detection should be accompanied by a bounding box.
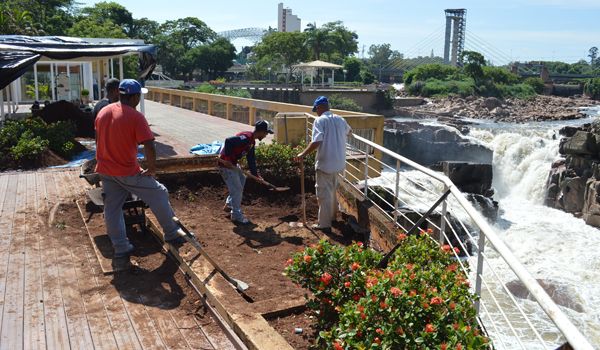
[245,171,290,192]
[173,217,249,292]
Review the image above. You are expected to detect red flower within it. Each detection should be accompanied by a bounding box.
[430,297,443,305]
[446,264,457,272]
[397,232,407,241]
[441,343,448,350]
[409,290,417,297]
[371,295,377,302]
[303,255,312,263]
[356,241,363,247]
[353,294,360,301]
[376,328,383,335]
[357,305,364,312]
[374,337,381,345]
[453,323,459,330]
[390,287,402,297]
[442,244,452,253]
[360,312,366,320]
[456,343,463,350]
[379,301,387,309]
[449,301,456,310]
[351,262,360,271]
[344,281,351,288]
[422,302,430,309]
[395,327,404,335]
[454,247,460,254]
[405,263,414,270]
[427,228,433,234]
[333,341,343,350]
[320,272,332,285]
[425,323,435,333]
[285,258,293,266]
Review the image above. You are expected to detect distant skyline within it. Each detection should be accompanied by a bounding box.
[78,0,600,64]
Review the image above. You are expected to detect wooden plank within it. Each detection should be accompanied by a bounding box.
[0,174,27,350]
[23,173,46,350]
[135,294,189,350]
[114,289,166,350]
[0,174,17,350]
[40,171,71,349]
[76,201,122,274]
[167,308,215,350]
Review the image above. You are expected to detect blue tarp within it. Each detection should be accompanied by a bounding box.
[190,141,222,155]
[50,150,145,168]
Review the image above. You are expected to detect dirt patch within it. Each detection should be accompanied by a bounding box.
[267,309,317,350]
[163,171,362,304]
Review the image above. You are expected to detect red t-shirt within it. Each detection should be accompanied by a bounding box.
[94,103,154,176]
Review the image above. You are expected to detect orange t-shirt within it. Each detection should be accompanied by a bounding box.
[94,103,154,176]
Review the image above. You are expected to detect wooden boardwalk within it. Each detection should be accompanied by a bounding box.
[0,169,235,350]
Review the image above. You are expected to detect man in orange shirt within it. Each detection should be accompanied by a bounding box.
[95,79,184,258]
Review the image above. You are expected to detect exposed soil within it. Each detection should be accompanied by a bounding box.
[54,202,227,341]
[266,309,317,350]
[161,171,361,303]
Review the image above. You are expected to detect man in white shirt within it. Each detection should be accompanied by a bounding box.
[296,96,352,232]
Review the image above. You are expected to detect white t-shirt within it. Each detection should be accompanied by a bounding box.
[312,111,352,174]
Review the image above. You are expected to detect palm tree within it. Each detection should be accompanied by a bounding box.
[304,23,332,61]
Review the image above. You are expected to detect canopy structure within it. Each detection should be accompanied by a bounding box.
[0,35,157,119]
[292,60,343,88]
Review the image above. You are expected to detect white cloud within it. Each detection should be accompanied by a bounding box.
[524,0,600,7]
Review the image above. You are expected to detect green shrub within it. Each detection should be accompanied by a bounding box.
[329,94,363,112]
[420,79,475,98]
[361,70,376,84]
[252,140,316,182]
[285,234,489,349]
[46,120,77,158]
[10,130,48,164]
[403,64,459,85]
[524,77,545,94]
[498,83,536,99]
[584,78,600,99]
[407,80,425,96]
[482,66,520,85]
[195,83,218,94]
[194,84,251,98]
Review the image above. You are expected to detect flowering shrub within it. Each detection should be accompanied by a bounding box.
[285,234,490,349]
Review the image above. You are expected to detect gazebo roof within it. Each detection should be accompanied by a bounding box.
[292,60,343,69]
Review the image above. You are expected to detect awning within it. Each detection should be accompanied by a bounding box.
[292,60,343,69]
[0,35,157,90]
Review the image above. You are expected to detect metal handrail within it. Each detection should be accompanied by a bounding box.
[349,134,594,350]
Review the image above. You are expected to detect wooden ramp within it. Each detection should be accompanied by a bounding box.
[0,168,236,350]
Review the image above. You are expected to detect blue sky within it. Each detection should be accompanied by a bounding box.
[79,0,600,64]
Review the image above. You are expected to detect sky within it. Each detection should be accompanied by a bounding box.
[77,0,600,64]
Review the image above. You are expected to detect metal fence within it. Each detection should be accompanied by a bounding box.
[302,114,594,350]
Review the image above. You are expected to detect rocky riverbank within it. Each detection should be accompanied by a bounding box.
[394,95,596,122]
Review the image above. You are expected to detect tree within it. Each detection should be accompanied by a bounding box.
[460,51,486,84]
[80,1,133,32]
[368,43,403,68]
[343,57,363,82]
[303,21,358,62]
[589,47,598,67]
[67,17,127,38]
[129,18,160,42]
[304,23,332,60]
[254,31,308,83]
[192,37,236,80]
[0,4,36,35]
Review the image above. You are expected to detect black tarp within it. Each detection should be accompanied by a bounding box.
[0,35,157,91]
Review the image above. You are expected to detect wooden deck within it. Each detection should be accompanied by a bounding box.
[0,169,235,350]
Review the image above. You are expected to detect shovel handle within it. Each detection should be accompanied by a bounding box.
[300,159,307,224]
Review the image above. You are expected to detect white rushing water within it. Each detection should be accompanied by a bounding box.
[379,110,600,348]
[469,120,600,348]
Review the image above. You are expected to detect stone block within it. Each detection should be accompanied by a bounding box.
[559,176,586,213]
[562,131,597,155]
[442,162,493,195]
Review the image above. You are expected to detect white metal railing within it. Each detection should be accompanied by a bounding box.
[301,114,594,350]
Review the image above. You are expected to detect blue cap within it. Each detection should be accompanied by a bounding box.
[312,96,329,112]
[118,79,148,95]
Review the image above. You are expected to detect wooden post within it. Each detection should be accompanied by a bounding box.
[226,103,232,120]
[192,98,197,112]
[249,106,257,126]
[169,93,173,106]
[207,100,213,116]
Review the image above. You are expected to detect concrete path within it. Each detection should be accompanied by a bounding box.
[144,101,273,158]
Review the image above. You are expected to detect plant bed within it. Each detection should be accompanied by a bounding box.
[160,170,363,304]
[266,309,317,350]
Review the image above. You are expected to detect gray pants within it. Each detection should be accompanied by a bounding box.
[316,170,339,228]
[219,166,246,221]
[100,173,179,255]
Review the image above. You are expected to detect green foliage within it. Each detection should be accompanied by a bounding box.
[460,51,486,84]
[328,95,362,112]
[343,57,363,82]
[403,64,458,85]
[418,79,476,98]
[584,78,600,99]
[482,66,519,85]
[304,21,358,62]
[194,84,251,98]
[191,37,236,80]
[10,131,48,163]
[0,117,78,169]
[524,77,545,94]
[285,236,489,349]
[360,70,376,84]
[368,43,403,68]
[497,83,536,99]
[253,141,315,182]
[67,17,127,38]
[80,88,90,96]
[26,84,51,100]
[254,31,308,83]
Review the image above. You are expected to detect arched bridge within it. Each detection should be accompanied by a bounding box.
[218,28,267,43]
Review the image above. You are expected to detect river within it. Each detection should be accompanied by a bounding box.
[389,107,600,348]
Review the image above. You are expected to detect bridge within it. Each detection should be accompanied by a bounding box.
[218,27,267,43]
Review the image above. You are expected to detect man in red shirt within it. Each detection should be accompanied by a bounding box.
[95,79,184,258]
[218,120,273,224]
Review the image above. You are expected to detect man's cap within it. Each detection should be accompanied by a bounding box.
[254,120,274,134]
[312,96,329,112]
[105,78,120,91]
[118,79,148,95]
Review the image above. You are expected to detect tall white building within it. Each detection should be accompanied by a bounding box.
[277,3,301,32]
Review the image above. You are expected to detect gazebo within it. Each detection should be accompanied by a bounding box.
[292,60,343,88]
[0,35,157,120]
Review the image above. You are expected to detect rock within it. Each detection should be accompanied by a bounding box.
[565,155,595,177]
[483,97,502,110]
[558,176,586,213]
[583,178,600,227]
[466,193,498,221]
[561,131,597,155]
[442,162,493,196]
[505,279,585,313]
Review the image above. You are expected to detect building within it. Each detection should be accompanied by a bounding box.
[277,3,301,32]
